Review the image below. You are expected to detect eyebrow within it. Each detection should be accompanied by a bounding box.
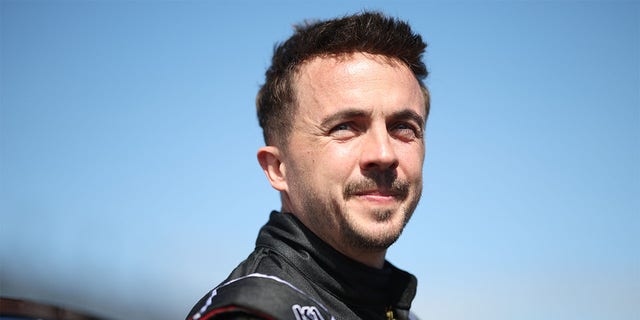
[320,108,426,129]
[392,109,426,130]
[320,108,371,128]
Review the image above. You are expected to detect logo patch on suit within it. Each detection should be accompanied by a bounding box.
[292,304,325,320]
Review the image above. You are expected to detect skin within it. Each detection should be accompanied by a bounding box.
[258,53,426,269]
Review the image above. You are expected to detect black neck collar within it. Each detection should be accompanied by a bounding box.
[256,211,416,309]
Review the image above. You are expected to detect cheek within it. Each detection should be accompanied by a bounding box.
[329,143,356,159]
[313,142,354,164]
[316,145,357,181]
[399,146,425,178]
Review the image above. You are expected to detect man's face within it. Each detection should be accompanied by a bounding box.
[281,53,426,258]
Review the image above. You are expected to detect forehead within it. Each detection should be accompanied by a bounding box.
[292,53,425,119]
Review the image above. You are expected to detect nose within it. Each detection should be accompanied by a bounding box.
[359,125,399,171]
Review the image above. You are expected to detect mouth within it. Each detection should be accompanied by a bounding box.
[343,174,411,204]
[352,189,402,198]
[345,182,410,203]
[352,192,402,205]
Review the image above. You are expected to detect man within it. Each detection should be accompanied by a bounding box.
[187,11,430,320]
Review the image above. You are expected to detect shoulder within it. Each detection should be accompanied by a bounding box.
[187,273,335,320]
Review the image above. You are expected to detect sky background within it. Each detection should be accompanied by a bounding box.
[1,1,638,319]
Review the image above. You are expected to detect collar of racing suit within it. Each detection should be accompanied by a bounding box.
[255,211,417,312]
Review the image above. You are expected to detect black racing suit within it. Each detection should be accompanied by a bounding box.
[186,211,418,320]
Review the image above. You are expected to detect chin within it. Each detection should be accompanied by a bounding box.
[348,228,403,252]
[343,212,407,251]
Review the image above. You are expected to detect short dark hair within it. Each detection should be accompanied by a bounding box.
[256,11,430,147]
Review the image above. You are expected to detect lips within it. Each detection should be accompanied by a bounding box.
[344,180,410,200]
[352,189,401,198]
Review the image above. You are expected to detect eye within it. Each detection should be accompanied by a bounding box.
[328,122,358,140]
[390,122,422,140]
[331,123,351,132]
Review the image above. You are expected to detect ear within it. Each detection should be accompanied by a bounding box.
[257,146,288,192]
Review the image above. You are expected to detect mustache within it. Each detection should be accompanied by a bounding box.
[343,171,410,200]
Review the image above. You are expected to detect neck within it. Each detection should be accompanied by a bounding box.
[339,247,387,269]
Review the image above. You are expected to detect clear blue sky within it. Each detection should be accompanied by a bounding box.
[1,1,638,319]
